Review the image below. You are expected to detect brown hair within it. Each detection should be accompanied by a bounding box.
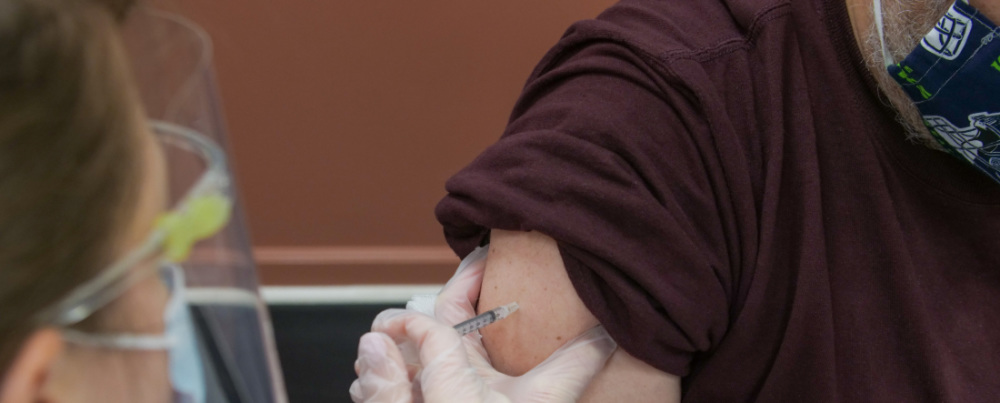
[0,0,143,372]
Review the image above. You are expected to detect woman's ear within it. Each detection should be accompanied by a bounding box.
[0,329,63,403]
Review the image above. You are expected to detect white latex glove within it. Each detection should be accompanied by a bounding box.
[349,246,617,403]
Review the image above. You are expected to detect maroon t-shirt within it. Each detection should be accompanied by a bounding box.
[435,0,1000,400]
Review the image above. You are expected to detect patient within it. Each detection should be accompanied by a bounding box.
[428,0,1000,400]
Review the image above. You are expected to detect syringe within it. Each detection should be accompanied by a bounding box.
[453,302,519,336]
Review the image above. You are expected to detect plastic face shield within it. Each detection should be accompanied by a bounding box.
[125,8,287,403]
[36,7,288,403]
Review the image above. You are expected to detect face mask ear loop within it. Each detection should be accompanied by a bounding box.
[61,329,175,350]
[873,0,895,67]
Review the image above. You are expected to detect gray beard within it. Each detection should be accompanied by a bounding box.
[860,0,953,149]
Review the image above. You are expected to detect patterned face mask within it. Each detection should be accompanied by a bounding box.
[875,0,1000,184]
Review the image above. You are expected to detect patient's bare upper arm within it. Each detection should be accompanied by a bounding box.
[478,229,681,401]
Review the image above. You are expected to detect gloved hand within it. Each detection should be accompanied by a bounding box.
[349,246,617,403]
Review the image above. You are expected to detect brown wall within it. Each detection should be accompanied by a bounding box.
[173,1,617,285]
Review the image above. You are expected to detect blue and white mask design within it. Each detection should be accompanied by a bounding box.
[874,0,1000,184]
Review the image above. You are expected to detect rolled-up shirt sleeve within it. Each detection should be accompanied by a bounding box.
[435,35,749,376]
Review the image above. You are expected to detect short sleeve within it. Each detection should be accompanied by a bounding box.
[435,37,745,376]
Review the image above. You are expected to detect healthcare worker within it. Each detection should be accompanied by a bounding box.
[0,0,286,401]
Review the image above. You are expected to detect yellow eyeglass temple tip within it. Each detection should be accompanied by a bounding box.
[156,194,232,262]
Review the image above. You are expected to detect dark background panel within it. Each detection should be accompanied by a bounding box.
[269,304,399,402]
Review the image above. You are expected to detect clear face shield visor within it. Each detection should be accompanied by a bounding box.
[35,7,287,403]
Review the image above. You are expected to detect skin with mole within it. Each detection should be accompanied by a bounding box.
[476,230,682,402]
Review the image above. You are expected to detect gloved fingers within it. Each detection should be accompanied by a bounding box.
[349,379,363,402]
[435,246,488,326]
[397,340,423,380]
[372,310,471,368]
[374,311,511,402]
[462,335,498,379]
[366,310,614,403]
[459,332,493,370]
[350,332,412,403]
[371,308,410,337]
[419,341,505,403]
[506,326,618,402]
[372,309,453,348]
[371,306,489,375]
[372,309,424,376]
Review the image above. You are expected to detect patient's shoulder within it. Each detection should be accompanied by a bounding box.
[478,230,598,374]
[478,229,680,400]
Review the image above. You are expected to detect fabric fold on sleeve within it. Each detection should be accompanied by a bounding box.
[435,39,745,376]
